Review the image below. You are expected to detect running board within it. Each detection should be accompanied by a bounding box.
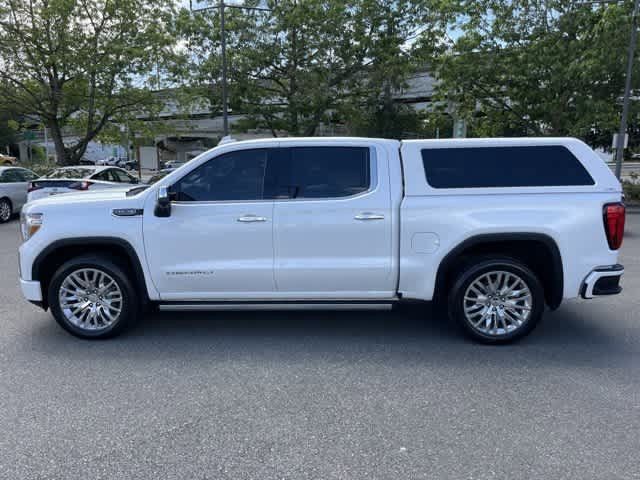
[158,302,394,312]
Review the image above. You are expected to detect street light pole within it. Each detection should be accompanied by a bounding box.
[614,0,640,179]
[219,0,229,137]
[190,1,271,138]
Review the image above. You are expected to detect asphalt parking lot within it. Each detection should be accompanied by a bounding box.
[0,214,639,480]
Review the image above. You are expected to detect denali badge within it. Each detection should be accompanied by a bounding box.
[166,270,215,276]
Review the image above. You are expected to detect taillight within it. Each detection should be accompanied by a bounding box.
[69,181,93,190]
[27,182,42,193]
[603,202,625,250]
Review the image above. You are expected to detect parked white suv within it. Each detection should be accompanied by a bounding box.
[18,137,625,343]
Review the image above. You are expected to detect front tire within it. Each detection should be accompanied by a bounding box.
[448,257,545,344]
[48,255,137,339]
[0,198,12,223]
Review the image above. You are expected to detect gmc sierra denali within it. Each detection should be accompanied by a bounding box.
[19,137,625,343]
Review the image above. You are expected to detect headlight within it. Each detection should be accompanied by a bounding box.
[20,212,43,241]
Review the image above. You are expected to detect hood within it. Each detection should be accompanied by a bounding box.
[27,186,146,208]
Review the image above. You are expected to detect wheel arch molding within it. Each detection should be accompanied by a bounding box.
[31,237,150,308]
[434,232,564,310]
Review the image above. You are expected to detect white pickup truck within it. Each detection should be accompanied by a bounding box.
[19,137,626,343]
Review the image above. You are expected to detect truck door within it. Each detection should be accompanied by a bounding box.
[142,148,276,300]
[272,144,394,298]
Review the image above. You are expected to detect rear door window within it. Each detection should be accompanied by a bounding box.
[422,145,595,188]
[91,170,112,181]
[111,169,135,183]
[105,169,122,182]
[270,146,370,199]
[18,169,39,181]
[2,169,23,183]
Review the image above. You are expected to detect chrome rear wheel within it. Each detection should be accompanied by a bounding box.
[463,271,532,337]
[449,257,544,344]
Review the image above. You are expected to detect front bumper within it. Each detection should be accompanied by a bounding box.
[580,264,624,299]
[20,278,43,302]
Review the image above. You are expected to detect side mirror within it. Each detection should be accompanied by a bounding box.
[130,177,140,184]
[154,186,172,217]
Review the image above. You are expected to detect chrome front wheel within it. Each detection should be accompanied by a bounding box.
[58,268,124,331]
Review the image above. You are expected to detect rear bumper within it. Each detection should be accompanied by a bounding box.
[580,264,624,299]
[20,278,43,302]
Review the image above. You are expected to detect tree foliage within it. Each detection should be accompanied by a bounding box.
[0,106,19,154]
[178,0,455,137]
[0,0,175,164]
[431,0,639,144]
[2,0,639,153]
[340,0,454,138]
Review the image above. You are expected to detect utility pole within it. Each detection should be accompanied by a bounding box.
[43,125,48,162]
[190,0,271,138]
[219,0,229,136]
[614,0,640,179]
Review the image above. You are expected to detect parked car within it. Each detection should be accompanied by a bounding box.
[18,137,625,342]
[0,167,39,222]
[122,160,138,171]
[26,166,139,203]
[163,160,186,170]
[0,154,18,166]
[96,156,128,167]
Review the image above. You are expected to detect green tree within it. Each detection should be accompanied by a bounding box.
[171,6,225,119]
[0,107,19,155]
[431,0,638,141]
[180,0,454,137]
[340,0,455,138]
[230,0,373,136]
[0,0,176,165]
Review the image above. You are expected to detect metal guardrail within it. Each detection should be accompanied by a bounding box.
[606,162,640,175]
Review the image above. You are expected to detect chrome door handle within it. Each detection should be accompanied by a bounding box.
[354,212,385,221]
[237,215,267,223]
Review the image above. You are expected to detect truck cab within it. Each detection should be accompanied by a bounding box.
[145,138,401,301]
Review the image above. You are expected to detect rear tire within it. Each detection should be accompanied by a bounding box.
[448,256,545,344]
[0,198,11,223]
[48,254,137,339]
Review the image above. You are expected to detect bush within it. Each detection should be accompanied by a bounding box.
[623,181,640,204]
[21,159,57,176]
[30,145,46,162]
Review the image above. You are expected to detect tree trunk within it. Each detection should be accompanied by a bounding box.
[48,121,68,165]
[48,118,96,165]
[68,139,91,165]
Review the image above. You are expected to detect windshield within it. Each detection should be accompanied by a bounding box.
[148,172,170,185]
[44,168,94,179]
